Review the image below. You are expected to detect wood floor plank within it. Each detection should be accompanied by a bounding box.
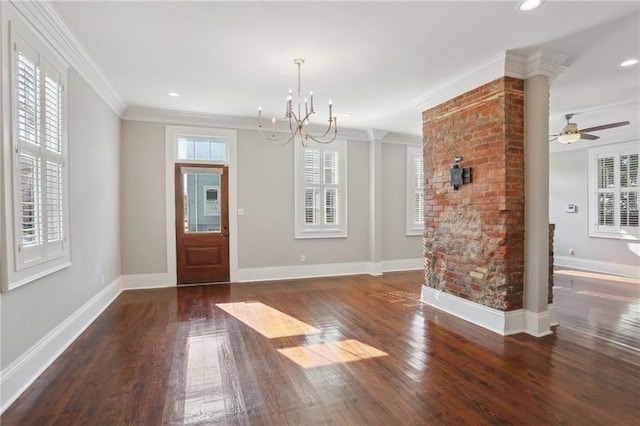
[2,270,638,425]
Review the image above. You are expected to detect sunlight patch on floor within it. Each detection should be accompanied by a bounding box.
[216,301,321,338]
[277,339,388,369]
[555,269,639,285]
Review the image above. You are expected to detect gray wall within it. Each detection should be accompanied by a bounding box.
[381,143,423,260]
[1,69,121,368]
[549,147,639,269]
[236,129,371,267]
[120,121,166,274]
[120,122,422,274]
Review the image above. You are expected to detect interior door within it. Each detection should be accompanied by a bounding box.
[175,163,229,284]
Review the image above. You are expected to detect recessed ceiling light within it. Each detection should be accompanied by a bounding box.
[619,59,639,67]
[167,92,180,97]
[517,0,543,12]
[341,113,352,118]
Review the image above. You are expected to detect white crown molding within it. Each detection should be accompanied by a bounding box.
[523,49,569,81]
[124,106,423,143]
[381,133,423,146]
[9,0,126,116]
[366,129,389,141]
[413,49,569,111]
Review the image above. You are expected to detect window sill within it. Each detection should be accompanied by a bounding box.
[588,232,639,241]
[2,260,72,292]
[294,231,348,240]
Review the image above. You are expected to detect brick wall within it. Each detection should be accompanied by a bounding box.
[422,77,525,311]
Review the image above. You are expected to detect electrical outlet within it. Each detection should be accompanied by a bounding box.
[569,248,575,256]
[101,275,105,285]
[300,255,306,263]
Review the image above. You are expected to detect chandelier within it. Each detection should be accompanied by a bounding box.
[258,58,337,146]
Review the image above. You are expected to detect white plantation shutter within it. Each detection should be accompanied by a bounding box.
[304,149,321,225]
[406,146,424,235]
[620,153,639,228]
[295,140,347,238]
[597,156,615,227]
[323,151,339,225]
[589,143,639,238]
[12,34,68,273]
[412,154,424,226]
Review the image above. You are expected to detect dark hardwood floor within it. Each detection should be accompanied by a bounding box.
[2,270,639,425]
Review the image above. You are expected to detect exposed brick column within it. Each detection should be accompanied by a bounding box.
[423,77,525,311]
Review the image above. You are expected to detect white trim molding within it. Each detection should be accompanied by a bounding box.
[0,277,123,413]
[8,0,125,116]
[381,258,423,272]
[555,255,640,279]
[165,125,239,285]
[121,273,173,290]
[413,49,568,111]
[237,258,422,283]
[124,107,422,142]
[420,286,553,337]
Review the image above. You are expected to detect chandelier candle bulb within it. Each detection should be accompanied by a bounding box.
[257,58,337,145]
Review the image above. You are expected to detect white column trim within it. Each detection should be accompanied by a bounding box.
[368,130,384,268]
[420,286,553,337]
[523,75,551,331]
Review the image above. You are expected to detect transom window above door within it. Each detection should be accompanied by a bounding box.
[177,136,227,162]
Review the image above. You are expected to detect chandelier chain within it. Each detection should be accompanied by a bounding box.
[258,58,337,146]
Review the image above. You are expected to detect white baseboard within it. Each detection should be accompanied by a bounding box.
[0,260,423,414]
[548,303,558,327]
[420,286,553,337]
[237,258,422,282]
[555,256,640,278]
[0,277,123,413]
[237,261,372,282]
[381,258,423,272]
[121,273,174,290]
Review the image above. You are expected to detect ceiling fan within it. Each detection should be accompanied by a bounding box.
[549,113,630,144]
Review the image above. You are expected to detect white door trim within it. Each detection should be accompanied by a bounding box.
[165,125,238,284]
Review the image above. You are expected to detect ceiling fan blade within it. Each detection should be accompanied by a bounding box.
[579,121,630,133]
[580,133,599,141]
[549,137,558,143]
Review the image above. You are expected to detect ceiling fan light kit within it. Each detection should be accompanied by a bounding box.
[550,113,630,144]
[557,133,581,144]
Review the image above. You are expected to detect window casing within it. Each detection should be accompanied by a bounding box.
[295,139,347,238]
[588,141,639,240]
[406,145,424,236]
[2,10,70,291]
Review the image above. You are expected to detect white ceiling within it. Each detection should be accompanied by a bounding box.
[51,0,639,142]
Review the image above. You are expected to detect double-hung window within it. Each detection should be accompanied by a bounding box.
[588,141,639,240]
[406,145,424,235]
[2,13,70,291]
[295,139,347,238]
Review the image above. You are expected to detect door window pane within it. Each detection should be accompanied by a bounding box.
[183,172,221,233]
